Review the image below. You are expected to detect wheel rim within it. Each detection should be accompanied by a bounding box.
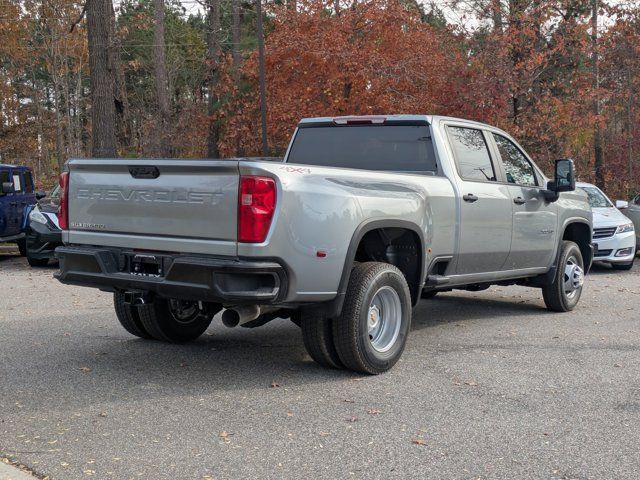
[367,286,402,353]
[168,299,201,324]
[563,255,584,299]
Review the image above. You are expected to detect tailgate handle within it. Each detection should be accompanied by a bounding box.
[129,166,160,179]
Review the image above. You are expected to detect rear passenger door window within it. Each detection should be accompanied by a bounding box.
[492,134,537,187]
[447,126,496,182]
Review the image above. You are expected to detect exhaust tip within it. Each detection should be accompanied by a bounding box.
[221,309,241,328]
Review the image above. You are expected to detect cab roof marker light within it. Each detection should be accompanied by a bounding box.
[333,116,387,125]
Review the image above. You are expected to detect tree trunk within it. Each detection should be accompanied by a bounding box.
[491,0,502,33]
[86,0,116,158]
[110,1,131,153]
[153,0,171,157]
[591,0,605,189]
[206,0,221,159]
[232,0,241,73]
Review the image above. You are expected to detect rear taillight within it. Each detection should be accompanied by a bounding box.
[238,176,276,243]
[58,172,69,230]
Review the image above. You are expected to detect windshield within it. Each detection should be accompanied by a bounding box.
[287,125,437,172]
[579,186,612,208]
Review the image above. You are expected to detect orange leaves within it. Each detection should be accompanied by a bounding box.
[218,0,468,157]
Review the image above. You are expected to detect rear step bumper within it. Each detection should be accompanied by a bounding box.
[54,246,287,304]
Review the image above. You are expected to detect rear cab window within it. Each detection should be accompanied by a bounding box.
[287,124,437,173]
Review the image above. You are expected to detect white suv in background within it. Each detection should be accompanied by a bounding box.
[578,182,636,270]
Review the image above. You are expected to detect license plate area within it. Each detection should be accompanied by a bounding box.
[129,254,163,278]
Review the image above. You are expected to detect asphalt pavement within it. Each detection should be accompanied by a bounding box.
[1,249,639,479]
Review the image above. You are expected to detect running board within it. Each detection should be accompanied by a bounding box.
[425,275,451,287]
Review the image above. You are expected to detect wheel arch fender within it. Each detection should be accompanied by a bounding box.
[560,218,593,271]
[327,219,426,317]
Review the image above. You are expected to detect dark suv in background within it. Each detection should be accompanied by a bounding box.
[0,164,39,255]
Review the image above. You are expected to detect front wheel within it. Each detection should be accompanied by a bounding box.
[333,262,412,374]
[17,238,27,257]
[542,241,584,312]
[26,240,49,267]
[138,298,214,343]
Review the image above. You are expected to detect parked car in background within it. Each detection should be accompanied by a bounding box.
[619,193,640,252]
[0,164,41,255]
[577,182,636,270]
[25,185,62,267]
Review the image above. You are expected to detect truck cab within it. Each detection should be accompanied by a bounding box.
[0,164,38,253]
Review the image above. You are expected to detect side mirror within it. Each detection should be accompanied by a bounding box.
[550,159,576,193]
[1,182,14,195]
[616,200,629,209]
[35,191,47,200]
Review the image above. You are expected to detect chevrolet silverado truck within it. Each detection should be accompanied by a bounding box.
[55,115,593,374]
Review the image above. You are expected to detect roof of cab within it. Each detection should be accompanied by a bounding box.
[298,115,498,130]
[0,164,31,170]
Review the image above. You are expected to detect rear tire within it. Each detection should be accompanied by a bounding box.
[301,311,343,369]
[138,298,213,343]
[333,262,412,374]
[542,241,584,312]
[611,259,634,271]
[114,293,152,339]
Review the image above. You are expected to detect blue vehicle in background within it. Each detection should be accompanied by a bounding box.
[0,164,42,256]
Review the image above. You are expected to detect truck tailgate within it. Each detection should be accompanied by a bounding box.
[66,159,239,256]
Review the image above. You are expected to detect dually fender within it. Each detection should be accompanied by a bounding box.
[320,218,426,318]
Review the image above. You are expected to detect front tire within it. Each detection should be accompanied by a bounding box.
[542,241,584,312]
[26,240,49,267]
[17,238,27,257]
[138,298,213,343]
[333,262,412,374]
[27,255,48,267]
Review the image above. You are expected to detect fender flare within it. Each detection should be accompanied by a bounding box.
[533,218,593,286]
[326,219,426,317]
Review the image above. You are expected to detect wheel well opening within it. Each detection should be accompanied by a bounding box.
[563,223,592,266]
[354,228,422,304]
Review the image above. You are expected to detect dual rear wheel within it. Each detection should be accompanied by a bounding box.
[301,262,412,375]
[114,293,214,343]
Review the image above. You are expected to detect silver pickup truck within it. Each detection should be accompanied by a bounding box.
[55,115,593,374]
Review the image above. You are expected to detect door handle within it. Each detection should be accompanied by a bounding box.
[9,202,17,207]
[463,194,478,203]
[513,197,526,205]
